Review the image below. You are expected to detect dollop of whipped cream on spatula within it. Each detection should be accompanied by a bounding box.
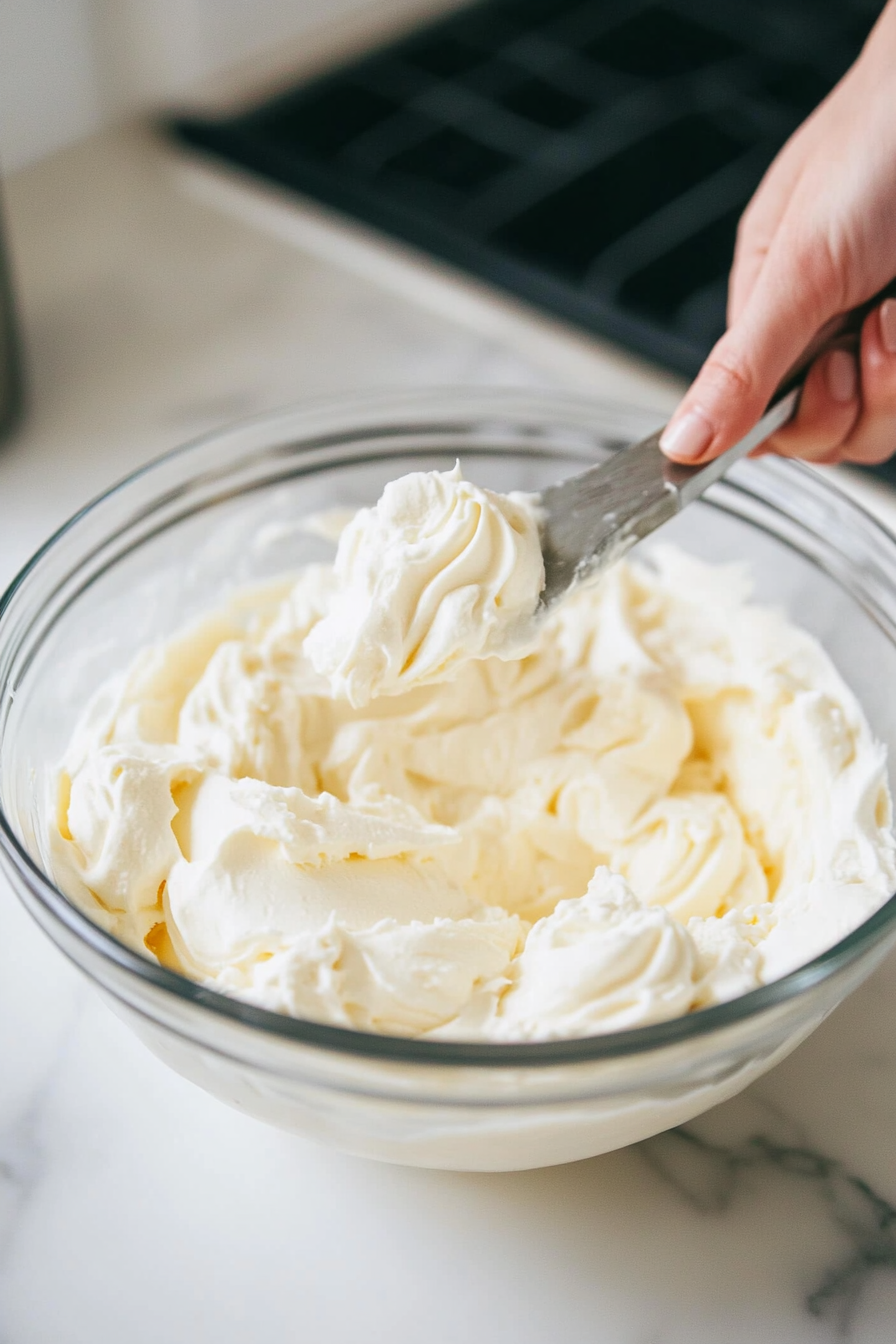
[305,464,545,706]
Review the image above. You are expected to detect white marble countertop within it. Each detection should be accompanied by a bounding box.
[2,124,896,1344]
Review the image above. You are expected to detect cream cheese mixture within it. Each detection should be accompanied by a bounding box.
[48,466,896,1040]
[305,463,544,706]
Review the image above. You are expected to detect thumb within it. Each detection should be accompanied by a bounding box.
[660,247,839,463]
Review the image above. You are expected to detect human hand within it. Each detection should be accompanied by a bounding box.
[660,1,896,468]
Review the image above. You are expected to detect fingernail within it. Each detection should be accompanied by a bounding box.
[824,348,857,403]
[659,407,714,461]
[881,299,896,355]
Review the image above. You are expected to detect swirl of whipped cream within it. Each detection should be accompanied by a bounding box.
[491,869,698,1039]
[555,682,693,842]
[217,910,522,1036]
[609,790,768,921]
[51,743,200,944]
[304,464,544,707]
[688,907,770,1007]
[178,641,317,791]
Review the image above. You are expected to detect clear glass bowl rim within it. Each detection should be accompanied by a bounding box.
[2,386,896,1069]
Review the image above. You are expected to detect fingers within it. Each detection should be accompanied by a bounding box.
[840,299,896,464]
[751,300,896,466]
[661,297,896,470]
[760,348,860,462]
[728,124,815,325]
[660,238,836,464]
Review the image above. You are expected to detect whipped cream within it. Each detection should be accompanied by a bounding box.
[305,464,544,706]
[47,470,896,1041]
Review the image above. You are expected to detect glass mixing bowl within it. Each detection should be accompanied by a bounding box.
[2,389,896,1173]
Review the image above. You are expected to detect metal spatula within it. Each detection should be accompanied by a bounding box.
[538,284,896,607]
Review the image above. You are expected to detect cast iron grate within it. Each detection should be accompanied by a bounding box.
[171,0,885,380]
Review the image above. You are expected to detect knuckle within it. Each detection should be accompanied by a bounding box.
[704,346,759,402]
[791,228,850,317]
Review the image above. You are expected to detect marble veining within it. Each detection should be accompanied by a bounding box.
[642,1125,896,1337]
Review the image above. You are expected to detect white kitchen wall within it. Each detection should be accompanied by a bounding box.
[0,0,456,174]
[91,0,407,111]
[0,0,104,172]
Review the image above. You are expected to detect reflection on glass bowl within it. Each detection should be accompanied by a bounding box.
[2,389,896,1172]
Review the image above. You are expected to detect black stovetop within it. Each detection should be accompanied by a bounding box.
[172,0,891,472]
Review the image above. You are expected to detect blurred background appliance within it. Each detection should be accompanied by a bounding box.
[172,0,887,380]
[0,189,22,441]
